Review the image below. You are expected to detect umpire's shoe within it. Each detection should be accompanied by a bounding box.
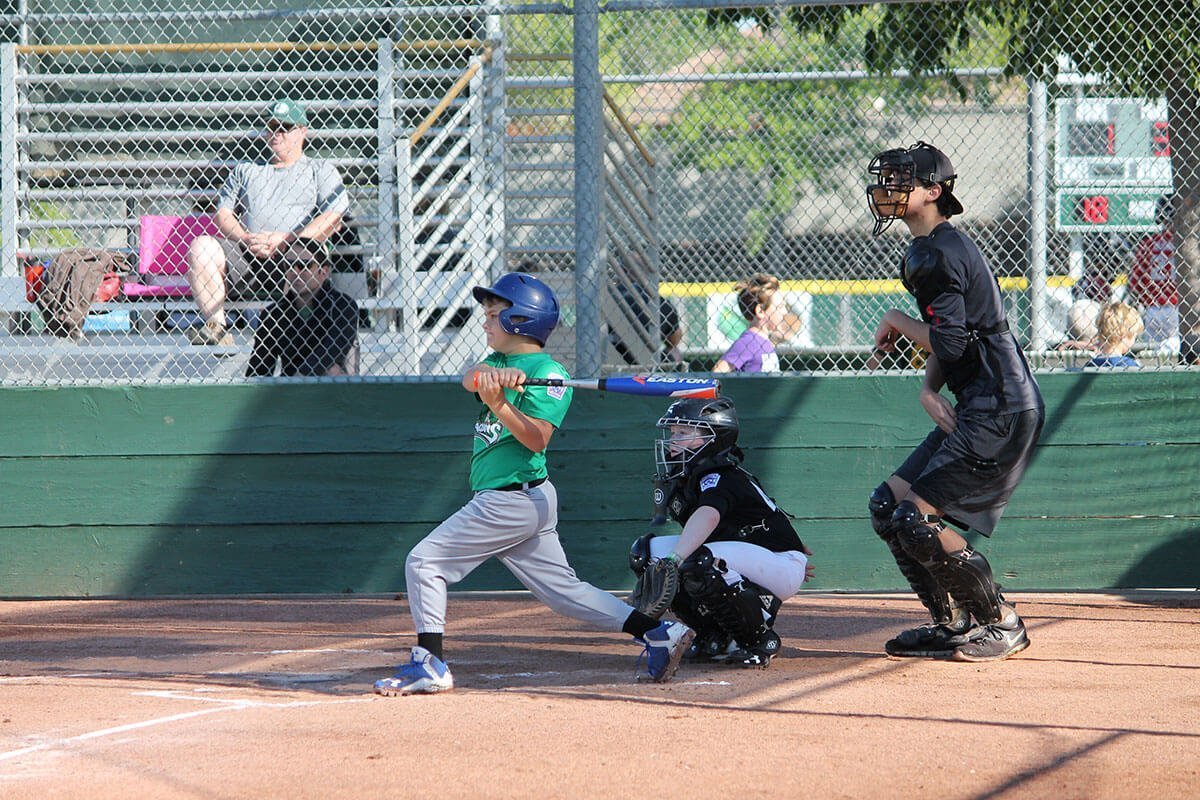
[374,646,454,695]
[638,621,695,683]
[885,614,976,658]
[952,608,1029,662]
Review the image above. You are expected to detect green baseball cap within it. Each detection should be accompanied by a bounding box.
[268,98,308,127]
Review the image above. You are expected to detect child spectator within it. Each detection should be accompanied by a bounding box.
[713,273,788,373]
[1086,302,1144,368]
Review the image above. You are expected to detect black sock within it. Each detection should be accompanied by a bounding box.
[417,632,444,661]
[622,610,660,639]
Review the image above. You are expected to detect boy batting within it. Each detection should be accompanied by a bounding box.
[374,272,693,694]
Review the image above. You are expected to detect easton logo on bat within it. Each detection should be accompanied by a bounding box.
[631,375,717,386]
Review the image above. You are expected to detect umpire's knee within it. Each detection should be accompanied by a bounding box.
[892,500,943,564]
[869,482,897,538]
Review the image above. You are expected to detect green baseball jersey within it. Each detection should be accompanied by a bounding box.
[469,351,573,491]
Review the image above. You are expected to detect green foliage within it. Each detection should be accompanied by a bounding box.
[28,202,82,250]
[650,8,1001,253]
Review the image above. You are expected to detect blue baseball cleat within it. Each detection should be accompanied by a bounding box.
[374,646,454,695]
[637,621,695,683]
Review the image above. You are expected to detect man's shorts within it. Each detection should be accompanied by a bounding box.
[894,407,1044,536]
[218,239,287,301]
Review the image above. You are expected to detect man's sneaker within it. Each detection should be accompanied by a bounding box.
[885,618,977,658]
[374,646,454,695]
[952,610,1029,662]
[725,629,782,669]
[637,621,695,683]
[187,319,234,347]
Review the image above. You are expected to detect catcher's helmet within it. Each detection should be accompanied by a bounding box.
[472,272,560,345]
[655,396,740,480]
[866,141,964,236]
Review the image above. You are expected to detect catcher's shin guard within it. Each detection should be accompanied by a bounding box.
[870,484,963,627]
[678,548,772,653]
[892,500,1004,625]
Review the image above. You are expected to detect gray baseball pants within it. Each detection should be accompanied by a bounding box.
[405,479,635,634]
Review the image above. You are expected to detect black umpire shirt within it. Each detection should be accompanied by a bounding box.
[668,465,806,553]
[246,282,359,377]
[910,222,1043,415]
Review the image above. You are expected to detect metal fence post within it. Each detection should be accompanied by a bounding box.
[376,37,397,299]
[1029,77,1049,351]
[573,0,604,376]
[1,43,18,278]
[396,138,418,373]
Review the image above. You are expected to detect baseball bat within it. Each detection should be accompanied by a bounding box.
[523,374,720,399]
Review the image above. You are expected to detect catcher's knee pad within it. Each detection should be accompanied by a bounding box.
[628,533,654,576]
[869,482,897,537]
[678,546,727,599]
[892,500,944,565]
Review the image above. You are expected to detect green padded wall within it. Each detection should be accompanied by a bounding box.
[0,373,1195,597]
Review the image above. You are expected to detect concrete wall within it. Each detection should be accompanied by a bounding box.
[0,373,1195,597]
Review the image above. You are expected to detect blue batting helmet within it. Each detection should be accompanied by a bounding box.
[470,272,559,345]
[471,272,560,345]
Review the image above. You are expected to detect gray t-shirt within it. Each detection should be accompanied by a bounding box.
[217,156,349,234]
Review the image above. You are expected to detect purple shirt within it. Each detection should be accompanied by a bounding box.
[720,328,780,373]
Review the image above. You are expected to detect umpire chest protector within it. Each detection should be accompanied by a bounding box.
[901,229,1010,394]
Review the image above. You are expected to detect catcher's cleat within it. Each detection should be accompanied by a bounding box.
[374,646,454,695]
[683,629,731,662]
[885,614,976,658]
[637,621,695,683]
[952,610,1029,662]
[724,629,781,669]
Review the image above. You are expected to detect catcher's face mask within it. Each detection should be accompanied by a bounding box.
[867,149,916,236]
[655,421,716,479]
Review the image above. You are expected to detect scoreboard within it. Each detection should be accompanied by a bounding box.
[1054,97,1173,232]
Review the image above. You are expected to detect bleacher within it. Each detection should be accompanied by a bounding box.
[0,32,501,380]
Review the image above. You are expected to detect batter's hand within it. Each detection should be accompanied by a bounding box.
[919,386,957,433]
[472,367,526,410]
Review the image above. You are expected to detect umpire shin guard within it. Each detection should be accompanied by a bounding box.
[871,484,966,629]
[892,500,1004,626]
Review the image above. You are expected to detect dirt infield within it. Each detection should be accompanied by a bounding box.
[1,592,1197,800]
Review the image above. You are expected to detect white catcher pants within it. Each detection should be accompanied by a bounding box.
[648,535,809,601]
[405,479,634,634]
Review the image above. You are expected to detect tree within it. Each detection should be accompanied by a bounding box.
[650,6,1009,269]
[787,0,1200,345]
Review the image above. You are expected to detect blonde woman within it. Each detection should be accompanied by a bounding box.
[713,273,788,373]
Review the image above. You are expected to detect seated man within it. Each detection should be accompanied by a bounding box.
[245,238,360,377]
[187,98,349,346]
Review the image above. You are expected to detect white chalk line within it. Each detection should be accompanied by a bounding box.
[0,689,370,764]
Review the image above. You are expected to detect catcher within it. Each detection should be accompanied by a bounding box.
[629,396,813,667]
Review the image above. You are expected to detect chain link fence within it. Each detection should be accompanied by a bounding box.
[1,1,1196,384]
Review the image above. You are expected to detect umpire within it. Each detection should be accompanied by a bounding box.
[864,141,1044,662]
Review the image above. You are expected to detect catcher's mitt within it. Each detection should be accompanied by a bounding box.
[629,556,679,619]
